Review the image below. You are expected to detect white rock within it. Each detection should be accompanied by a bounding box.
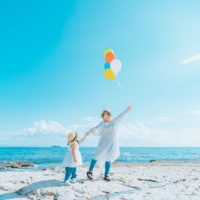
[13,180,20,184]
[0,186,4,190]
[40,188,56,196]
[32,189,40,195]
[27,195,37,200]
[72,185,86,194]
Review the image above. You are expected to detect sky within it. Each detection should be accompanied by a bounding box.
[0,0,200,147]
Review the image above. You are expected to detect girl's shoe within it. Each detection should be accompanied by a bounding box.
[70,178,76,183]
[64,180,71,186]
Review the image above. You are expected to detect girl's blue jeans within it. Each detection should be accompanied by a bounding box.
[64,167,76,181]
[89,159,111,176]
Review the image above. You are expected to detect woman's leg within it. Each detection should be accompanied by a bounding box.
[87,159,97,179]
[72,167,77,179]
[105,161,111,177]
[89,159,97,172]
[64,167,73,181]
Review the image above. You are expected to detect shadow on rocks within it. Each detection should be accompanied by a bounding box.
[0,179,63,200]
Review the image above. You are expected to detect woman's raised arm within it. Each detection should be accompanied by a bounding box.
[113,106,132,124]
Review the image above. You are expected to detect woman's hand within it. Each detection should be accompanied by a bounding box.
[74,158,78,163]
[85,132,90,137]
[85,130,93,136]
[126,106,132,112]
[79,132,92,145]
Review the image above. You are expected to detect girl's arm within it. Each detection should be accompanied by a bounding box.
[78,134,88,145]
[71,143,77,163]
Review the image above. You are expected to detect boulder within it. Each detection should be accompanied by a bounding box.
[27,195,37,200]
[0,161,7,170]
[44,191,56,196]
[32,190,39,195]
[11,164,20,168]
[0,166,6,170]
[149,159,157,163]
[41,188,56,196]
[5,161,34,169]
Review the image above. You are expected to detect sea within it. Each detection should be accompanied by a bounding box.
[0,147,200,171]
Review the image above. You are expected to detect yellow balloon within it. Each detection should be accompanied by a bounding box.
[104,69,116,80]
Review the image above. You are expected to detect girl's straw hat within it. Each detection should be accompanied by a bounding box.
[68,132,78,143]
[100,108,112,118]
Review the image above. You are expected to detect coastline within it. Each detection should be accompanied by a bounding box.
[0,161,200,200]
[1,147,200,172]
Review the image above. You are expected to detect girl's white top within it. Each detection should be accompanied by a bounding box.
[62,141,82,167]
[90,111,127,167]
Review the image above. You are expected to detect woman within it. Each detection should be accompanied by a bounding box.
[86,106,132,181]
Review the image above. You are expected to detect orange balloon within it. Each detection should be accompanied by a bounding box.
[105,52,115,64]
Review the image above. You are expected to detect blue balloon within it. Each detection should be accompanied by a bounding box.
[104,62,110,69]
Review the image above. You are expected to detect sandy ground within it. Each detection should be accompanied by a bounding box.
[0,161,200,200]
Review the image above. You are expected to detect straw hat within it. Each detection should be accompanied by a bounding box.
[100,108,112,118]
[68,132,78,143]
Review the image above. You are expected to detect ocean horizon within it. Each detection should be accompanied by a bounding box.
[0,147,200,171]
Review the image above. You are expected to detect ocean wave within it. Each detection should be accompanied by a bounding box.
[122,152,136,156]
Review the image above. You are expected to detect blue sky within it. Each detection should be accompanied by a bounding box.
[0,0,200,147]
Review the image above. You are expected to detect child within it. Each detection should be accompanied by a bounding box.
[62,132,87,185]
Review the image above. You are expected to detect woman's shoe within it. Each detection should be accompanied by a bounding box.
[70,178,76,183]
[64,180,71,186]
[86,171,93,180]
[104,176,111,181]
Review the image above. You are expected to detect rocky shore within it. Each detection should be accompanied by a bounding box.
[0,161,200,200]
[0,161,34,170]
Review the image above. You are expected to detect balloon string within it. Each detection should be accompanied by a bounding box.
[116,76,129,105]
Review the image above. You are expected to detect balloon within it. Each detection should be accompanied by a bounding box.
[104,48,114,57]
[104,62,110,69]
[104,69,116,80]
[110,59,122,74]
[105,52,115,64]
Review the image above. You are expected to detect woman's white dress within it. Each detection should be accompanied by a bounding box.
[62,141,82,167]
[90,111,127,167]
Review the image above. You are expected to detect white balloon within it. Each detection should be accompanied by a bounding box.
[110,59,122,74]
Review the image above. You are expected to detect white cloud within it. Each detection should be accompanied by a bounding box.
[177,129,200,144]
[189,110,200,115]
[118,125,134,138]
[22,119,100,137]
[140,121,154,124]
[181,54,200,64]
[74,117,102,132]
[184,128,200,135]
[2,115,200,147]
[156,117,171,123]
[20,119,165,141]
[118,122,200,146]
[118,122,170,140]
[1,136,9,140]
[68,123,89,130]
[82,116,101,123]
[22,120,71,135]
